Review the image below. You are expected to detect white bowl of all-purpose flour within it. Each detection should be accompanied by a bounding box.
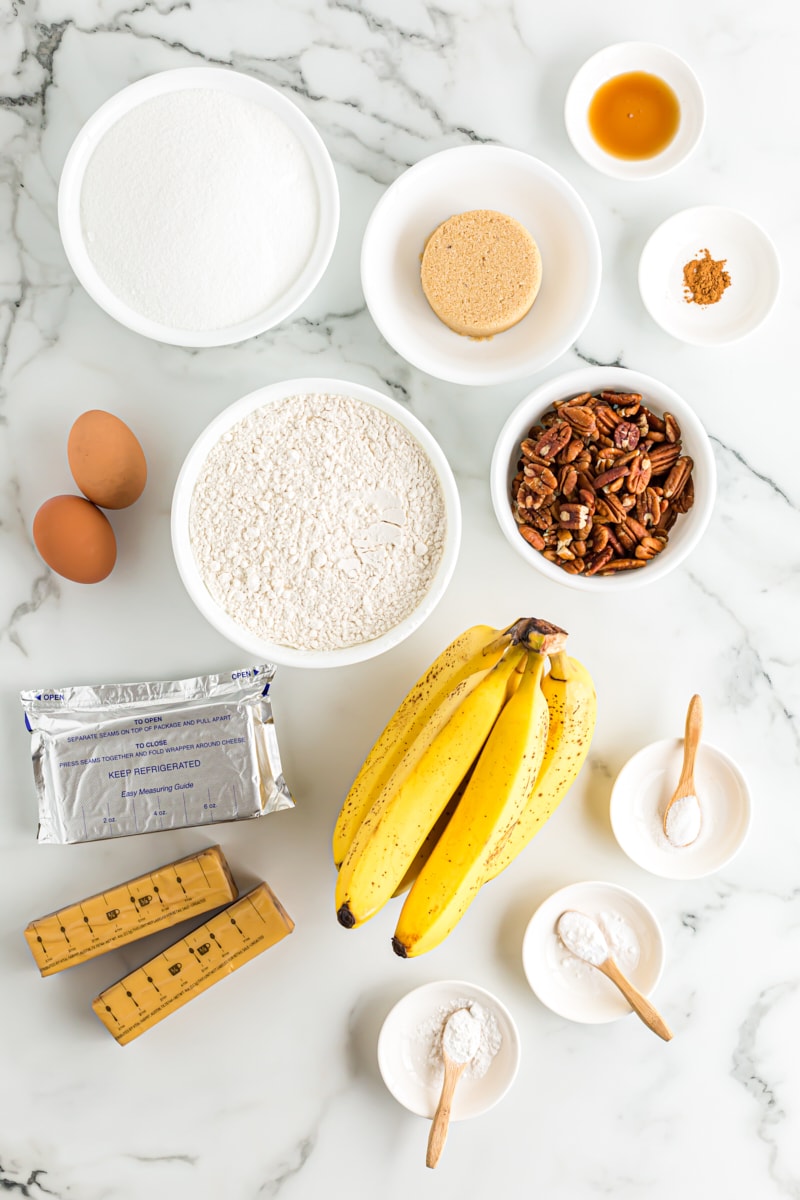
[58,68,339,347]
[171,379,462,668]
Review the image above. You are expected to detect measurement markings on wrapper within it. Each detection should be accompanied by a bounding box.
[92,883,294,1045]
[24,846,237,975]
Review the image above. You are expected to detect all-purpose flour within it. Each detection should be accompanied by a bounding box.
[80,88,319,331]
[189,393,447,651]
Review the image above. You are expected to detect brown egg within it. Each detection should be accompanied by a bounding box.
[33,495,117,583]
[67,410,147,509]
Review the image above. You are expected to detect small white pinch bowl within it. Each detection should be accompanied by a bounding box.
[360,144,601,386]
[610,737,752,880]
[565,42,705,181]
[522,881,666,1025]
[171,377,461,669]
[638,206,780,345]
[377,979,521,1120]
[58,67,339,347]
[490,365,716,592]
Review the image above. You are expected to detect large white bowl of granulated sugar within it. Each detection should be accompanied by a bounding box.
[171,378,462,668]
[58,68,339,347]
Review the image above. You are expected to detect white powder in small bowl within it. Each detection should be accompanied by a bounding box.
[188,392,447,651]
[80,88,319,332]
[664,793,702,846]
[412,998,502,1084]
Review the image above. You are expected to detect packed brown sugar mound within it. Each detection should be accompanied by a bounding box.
[420,209,542,339]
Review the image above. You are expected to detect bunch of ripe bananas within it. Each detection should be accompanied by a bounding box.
[332,618,597,957]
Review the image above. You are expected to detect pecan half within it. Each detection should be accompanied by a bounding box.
[562,406,598,438]
[601,390,642,417]
[585,547,614,575]
[647,442,681,474]
[635,535,667,560]
[557,503,591,530]
[614,421,640,451]
[594,464,629,490]
[598,557,648,574]
[523,462,558,493]
[534,422,572,460]
[626,453,652,496]
[594,405,621,435]
[558,465,578,496]
[664,413,681,443]
[673,474,695,514]
[519,525,546,551]
[663,456,694,501]
[561,438,585,464]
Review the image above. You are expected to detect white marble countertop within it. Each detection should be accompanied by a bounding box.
[1,3,797,1198]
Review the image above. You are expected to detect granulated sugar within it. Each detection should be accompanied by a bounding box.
[80,88,319,331]
[189,392,447,650]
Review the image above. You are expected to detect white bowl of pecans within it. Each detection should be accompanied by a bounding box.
[490,366,716,590]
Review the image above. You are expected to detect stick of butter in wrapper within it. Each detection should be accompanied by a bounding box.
[20,666,293,844]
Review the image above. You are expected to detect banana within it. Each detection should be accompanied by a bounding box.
[335,645,526,929]
[391,755,479,898]
[331,623,509,868]
[482,650,596,882]
[391,649,552,959]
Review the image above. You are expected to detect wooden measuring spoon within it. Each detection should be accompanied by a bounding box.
[594,956,673,1042]
[557,911,673,1042]
[426,1008,480,1168]
[663,694,704,846]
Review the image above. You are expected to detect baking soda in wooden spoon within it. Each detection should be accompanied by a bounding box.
[557,910,673,1042]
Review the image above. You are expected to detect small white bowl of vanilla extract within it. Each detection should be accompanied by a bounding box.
[565,42,705,180]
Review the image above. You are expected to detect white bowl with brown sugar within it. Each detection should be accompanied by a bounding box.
[360,145,601,386]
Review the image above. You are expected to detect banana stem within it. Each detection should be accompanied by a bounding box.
[503,618,568,656]
[482,630,513,657]
[547,650,570,681]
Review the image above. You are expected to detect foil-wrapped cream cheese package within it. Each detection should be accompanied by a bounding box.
[20,666,293,844]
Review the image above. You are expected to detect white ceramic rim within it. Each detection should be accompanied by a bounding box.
[609,736,753,880]
[58,67,340,347]
[638,205,781,346]
[521,880,666,1025]
[564,42,706,181]
[171,377,462,669]
[360,144,602,386]
[490,365,717,592]
[376,978,521,1119]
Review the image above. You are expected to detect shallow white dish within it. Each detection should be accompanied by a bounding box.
[565,42,705,180]
[360,145,601,386]
[171,377,461,669]
[58,67,339,347]
[610,737,752,879]
[377,980,520,1119]
[490,365,716,592]
[522,881,665,1025]
[638,206,780,345]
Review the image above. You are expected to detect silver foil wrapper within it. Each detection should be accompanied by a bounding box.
[21,666,293,844]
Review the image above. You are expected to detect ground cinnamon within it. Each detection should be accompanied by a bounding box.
[683,248,731,305]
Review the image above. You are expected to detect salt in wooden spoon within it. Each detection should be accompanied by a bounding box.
[557,910,673,1042]
[663,694,704,847]
[426,1007,481,1168]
